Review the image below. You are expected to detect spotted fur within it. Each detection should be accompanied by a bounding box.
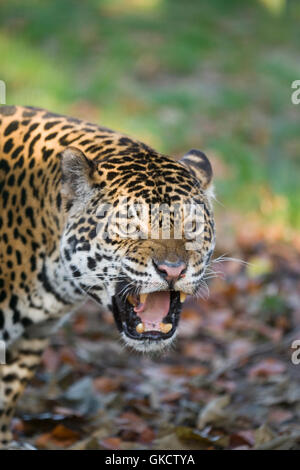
[0,105,215,447]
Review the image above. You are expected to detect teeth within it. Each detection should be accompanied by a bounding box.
[136,323,145,334]
[160,323,172,334]
[127,295,135,306]
[180,291,187,303]
[139,293,148,304]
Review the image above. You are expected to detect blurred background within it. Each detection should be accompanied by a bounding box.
[1,0,300,234]
[1,0,300,450]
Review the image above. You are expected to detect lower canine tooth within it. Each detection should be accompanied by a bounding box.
[180,291,187,303]
[160,323,172,334]
[136,323,145,334]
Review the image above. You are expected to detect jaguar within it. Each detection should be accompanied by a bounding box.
[0,105,215,447]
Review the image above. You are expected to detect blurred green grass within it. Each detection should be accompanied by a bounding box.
[0,0,299,228]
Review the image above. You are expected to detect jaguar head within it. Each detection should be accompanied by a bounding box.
[60,145,215,353]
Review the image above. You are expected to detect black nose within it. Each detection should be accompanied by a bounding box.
[153,259,187,282]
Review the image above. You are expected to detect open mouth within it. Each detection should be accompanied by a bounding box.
[112,286,187,342]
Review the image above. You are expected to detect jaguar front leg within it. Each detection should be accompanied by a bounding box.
[0,336,49,448]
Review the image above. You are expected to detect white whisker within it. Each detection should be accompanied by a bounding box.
[212,253,250,266]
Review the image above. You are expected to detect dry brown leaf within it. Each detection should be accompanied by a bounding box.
[249,358,286,379]
[35,424,80,449]
[93,376,122,393]
[230,430,255,448]
[99,437,122,450]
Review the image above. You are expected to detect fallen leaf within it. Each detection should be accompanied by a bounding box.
[268,408,293,424]
[176,426,228,449]
[160,391,183,403]
[249,359,286,379]
[197,395,230,429]
[228,339,253,359]
[153,433,206,451]
[183,341,216,361]
[99,437,122,450]
[35,424,80,449]
[254,424,275,447]
[93,377,122,393]
[230,430,255,448]
[51,424,80,441]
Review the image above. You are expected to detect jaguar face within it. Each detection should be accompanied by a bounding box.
[60,146,215,353]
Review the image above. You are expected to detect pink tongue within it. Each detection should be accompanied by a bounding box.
[134,291,170,331]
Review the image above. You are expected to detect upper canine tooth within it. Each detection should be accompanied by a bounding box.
[136,323,145,334]
[180,291,187,303]
[139,293,148,304]
[160,323,172,334]
[127,295,135,306]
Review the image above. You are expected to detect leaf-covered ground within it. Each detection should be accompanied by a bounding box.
[14,228,300,450]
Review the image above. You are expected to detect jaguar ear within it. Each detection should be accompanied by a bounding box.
[179,149,213,190]
[60,146,97,201]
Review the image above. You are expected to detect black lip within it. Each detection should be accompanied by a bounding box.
[111,282,183,341]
